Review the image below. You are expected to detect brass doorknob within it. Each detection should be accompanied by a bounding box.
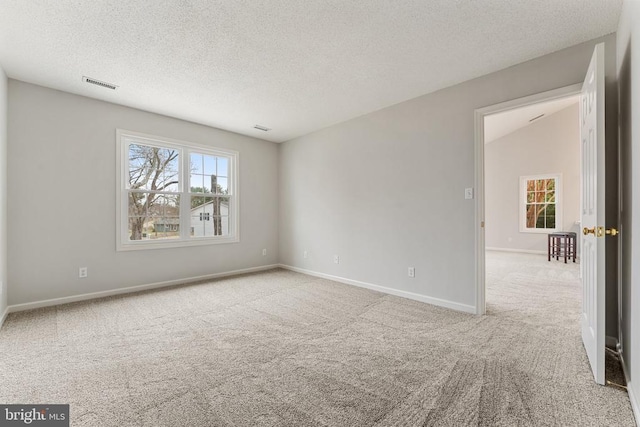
[605,228,619,236]
[583,227,596,236]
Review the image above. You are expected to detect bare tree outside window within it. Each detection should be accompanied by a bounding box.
[128,144,180,240]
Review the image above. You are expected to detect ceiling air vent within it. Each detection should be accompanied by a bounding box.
[253,124,271,132]
[82,76,118,90]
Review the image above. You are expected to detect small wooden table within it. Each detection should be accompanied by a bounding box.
[548,232,577,263]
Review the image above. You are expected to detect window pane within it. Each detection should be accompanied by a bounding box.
[128,192,180,240]
[128,216,146,240]
[546,203,556,226]
[546,179,555,191]
[204,155,217,175]
[148,217,180,239]
[190,197,229,238]
[535,206,546,228]
[191,196,212,238]
[215,216,229,236]
[545,191,555,202]
[204,175,219,194]
[128,216,180,240]
[526,180,535,192]
[128,192,149,217]
[163,154,180,184]
[217,157,229,177]
[216,177,228,194]
[190,153,203,174]
[535,191,545,202]
[128,144,180,191]
[527,192,534,203]
[156,194,179,216]
[547,213,556,228]
[535,180,545,191]
[190,174,204,192]
[526,204,541,228]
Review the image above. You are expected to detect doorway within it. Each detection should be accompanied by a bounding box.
[483,94,581,315]
[474,84,582,315]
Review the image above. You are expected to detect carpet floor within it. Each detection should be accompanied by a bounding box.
[0,252,635,426]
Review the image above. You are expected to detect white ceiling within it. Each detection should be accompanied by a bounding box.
[484,95,581,143]
[0,1,622,143]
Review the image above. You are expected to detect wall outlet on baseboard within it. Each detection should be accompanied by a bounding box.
[408,267,415,278]
[79,267,88,278]
[262,248,267,256]
[333,255,340,264]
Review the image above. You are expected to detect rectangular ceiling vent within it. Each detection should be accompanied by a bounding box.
[253,124,271,132]
[82,76,118,90]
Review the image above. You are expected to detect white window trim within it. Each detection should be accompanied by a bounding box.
[116,129,240,251]
[518,173,562,234]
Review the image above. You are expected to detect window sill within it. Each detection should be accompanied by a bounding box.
[117,236,240,251]
[518,228,561,234]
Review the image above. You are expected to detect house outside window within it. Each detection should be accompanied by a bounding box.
[116,129,239,250]
[519,174,561,233]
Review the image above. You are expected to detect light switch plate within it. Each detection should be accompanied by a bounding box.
[465,188,474,199]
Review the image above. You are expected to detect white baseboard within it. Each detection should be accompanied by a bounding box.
[486,247,547,255]
[7,264,280,314]
[278,264,476,314]
[0,306,8,330]
[619,350,640,427]
[629,383,640,427]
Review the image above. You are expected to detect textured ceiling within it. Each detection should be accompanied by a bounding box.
[485,95,580,143]
[0,1,622,143]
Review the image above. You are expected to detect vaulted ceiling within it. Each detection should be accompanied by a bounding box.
[0,1,622,142]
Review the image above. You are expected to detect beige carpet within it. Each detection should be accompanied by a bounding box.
[0,252,635,426]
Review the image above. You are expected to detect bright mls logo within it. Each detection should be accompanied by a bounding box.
[0,405,69,426]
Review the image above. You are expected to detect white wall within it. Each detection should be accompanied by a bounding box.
[7,81,279,306]
[485,104,580,253]
[0,65,7,324]
[279,34,617,313]
[617,0,640,421]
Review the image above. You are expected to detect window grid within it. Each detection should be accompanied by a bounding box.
[117,130,239,251]
[519,174,561,234]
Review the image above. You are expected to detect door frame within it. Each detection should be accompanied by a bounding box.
[473,83,583,315]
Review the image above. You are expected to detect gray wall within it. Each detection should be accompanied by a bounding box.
[0,66,7,319]
[485,104,580,253]
[279,34,617,315]
[618,0,640,418]
[7,81,279,305]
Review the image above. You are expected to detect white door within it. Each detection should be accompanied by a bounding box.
[580,43,606,385]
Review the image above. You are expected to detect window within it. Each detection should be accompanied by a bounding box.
[519,174,561,233]
[116,130,239,250]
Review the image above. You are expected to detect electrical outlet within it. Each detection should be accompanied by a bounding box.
[79,267,88,278]
[262,248,267,256]
[408,267,415,278]
[304,250,308,258]
[333,255,340,264]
